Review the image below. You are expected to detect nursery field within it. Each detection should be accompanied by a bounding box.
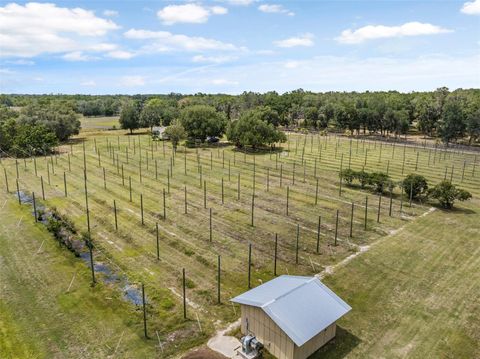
[1,129,479,358]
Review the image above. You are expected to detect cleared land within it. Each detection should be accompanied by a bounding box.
[1,129,478,358]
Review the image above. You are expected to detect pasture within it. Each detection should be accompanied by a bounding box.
[1,129,478,358]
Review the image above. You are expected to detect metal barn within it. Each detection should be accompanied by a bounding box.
[231,275,351,359]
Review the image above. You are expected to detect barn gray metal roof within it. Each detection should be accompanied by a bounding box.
[231,275,351,347]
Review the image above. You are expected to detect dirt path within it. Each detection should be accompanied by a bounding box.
[207,319,241,358]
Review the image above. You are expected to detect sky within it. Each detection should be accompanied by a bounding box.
[0,0,479,94]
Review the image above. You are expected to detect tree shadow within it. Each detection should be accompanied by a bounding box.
[434,204,476,215]
[308,326,361,359]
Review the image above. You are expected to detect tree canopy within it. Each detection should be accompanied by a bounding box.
[180,105,227,142]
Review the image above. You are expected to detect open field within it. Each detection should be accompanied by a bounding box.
[80,115,120,131]
[1,129,479,358]
[318,199,480,358]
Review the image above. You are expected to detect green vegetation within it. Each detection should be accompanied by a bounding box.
[402,174,429,199]
[1,120,478,357]
[2,88,480,146]
[164,120,186,151]
[227,109,287,149]
[428,180,472,209]
[318,200,480,358]
[180,105,227,142]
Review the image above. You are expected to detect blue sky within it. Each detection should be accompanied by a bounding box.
[0,0,479,94]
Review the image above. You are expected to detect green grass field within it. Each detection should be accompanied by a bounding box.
[80,115,120,131]
[1,129,478,358]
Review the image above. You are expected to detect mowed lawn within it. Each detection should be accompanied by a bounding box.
[0,193,164,358]
[317,198,480,358]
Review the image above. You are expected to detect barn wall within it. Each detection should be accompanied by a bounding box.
[240,305,294,359]
[293,323,336,359]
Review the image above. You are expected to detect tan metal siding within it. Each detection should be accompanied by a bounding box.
[240,305,295,359]
[293,323,336,359]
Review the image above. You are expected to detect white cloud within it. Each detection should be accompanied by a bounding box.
[62,51,97,61]
[222,0,256,5]
[0,2,120,57]
[107,50,135,59]
[336,22,453,44]
[0,68,15,74]
[120,76,146,87]
[6,59,35,65]
[81,80,96,86]
[157,4,227,25]
[461,0,480,14]
[211,6,228,15]
[283,60,304,69]
[124,29,240,52]
[192,55,237,63]
[103,9,118,17]
[258,4,294,16]
[274,33,314,48]
[211,78,239,85]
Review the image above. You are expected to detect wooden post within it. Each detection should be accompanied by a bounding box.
[389,189,393,217]
[251,192,255,227]
[16,179,21,205]
[114,200,118,231]
[163,189,166,220]
[334,210,339,246]
[237,173,240,201]
[400,186,404,215]
[204,181,207,209]
[295,224,299,264]
[409,181,413,207]
[217,255,221,304]
[339,153,343,196]
[364,196,368,230]
[41,176,45,200]
[103,167,106,189]
[182,268,187,319]
[34,157,37,176]
[248,243,252,289]
[377,194,382,223]
[64,172,67,197]
[142,283,148,339]
[156,223,160,259]
[4,168,9,192]
[221,178,224,204]
[461,160,466,182]
[129,176,132,202]
[286,186,289,216]
[84,170,90,233]
[350,202,354,238]
[209,208,212,242]
[415,152,419,171]
[140,194,144,225]
[316,216,321,253]
[33,192,37,222]
[315,178,319,205]
[184,186,188,214]
[87,238,95,286]
[274,234,278,276]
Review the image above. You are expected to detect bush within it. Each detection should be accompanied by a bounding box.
[340,168,356,185]
[356,170,370,189]
[368,172,391,193]
[402,174,428,200]
[428,181,472,209]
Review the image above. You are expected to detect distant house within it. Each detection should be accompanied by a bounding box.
[231,275,351,359]
[152,126,169,140]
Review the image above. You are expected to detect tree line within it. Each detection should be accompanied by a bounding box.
[1,87,479,157]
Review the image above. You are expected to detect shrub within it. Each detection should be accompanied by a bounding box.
[355,170,370,188]
[340,168,356,185]
[368,172,390,193]
[428,181,472,209]
[402,174,429,200]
